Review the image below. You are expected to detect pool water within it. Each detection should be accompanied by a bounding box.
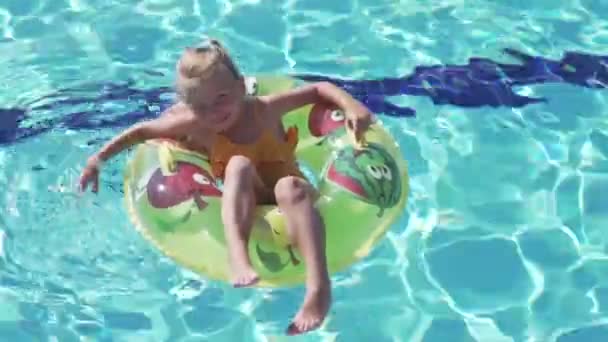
[1,0,608,341]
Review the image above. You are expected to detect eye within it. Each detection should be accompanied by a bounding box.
[193,173,210,185]
[330,110,345,122]
[366,165,382,179]
[381,165,392,180]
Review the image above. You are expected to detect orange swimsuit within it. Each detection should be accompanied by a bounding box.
[208,116,304,189]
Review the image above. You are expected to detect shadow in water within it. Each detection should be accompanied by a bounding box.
[1,48,606,145]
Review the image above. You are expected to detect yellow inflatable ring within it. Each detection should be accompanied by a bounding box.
[123,75,409,287]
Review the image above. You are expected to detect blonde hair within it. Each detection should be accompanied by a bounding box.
[175,39,241,99]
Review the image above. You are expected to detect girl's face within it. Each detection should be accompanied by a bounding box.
[178,63,246,132]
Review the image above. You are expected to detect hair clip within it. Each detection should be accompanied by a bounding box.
[190,38,213,52]
[197,38,212,48]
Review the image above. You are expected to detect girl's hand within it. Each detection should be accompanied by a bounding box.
[79,156,101,193]
[345,106,374,146]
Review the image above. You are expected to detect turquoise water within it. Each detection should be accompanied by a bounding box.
[2,0,608,341]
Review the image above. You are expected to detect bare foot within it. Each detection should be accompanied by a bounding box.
[231,266,259,288]
[286,280,332,335]
[229,249,260,288]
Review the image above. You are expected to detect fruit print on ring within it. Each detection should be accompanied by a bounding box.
[308,102,347,145]
[326,142,401,217]
[147,161,222,210]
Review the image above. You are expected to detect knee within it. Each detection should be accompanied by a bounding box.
[274,176,309,206]
[224,155,255,180]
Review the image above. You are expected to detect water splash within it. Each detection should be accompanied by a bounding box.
[0,48,606,145]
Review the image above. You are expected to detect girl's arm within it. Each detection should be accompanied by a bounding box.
[79,113,193,193]
[260,81,374,142]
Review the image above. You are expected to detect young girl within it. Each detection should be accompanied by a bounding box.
[79,39,373,335]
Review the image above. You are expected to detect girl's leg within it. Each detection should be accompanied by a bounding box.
[221,155,268,287]
[273,176,331,335]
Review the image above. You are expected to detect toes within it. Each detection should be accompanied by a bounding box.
[286,318,321,336]
[303,319,320,332]
[233,280,248,288]
[286,322,301,336]
[245,275,260,287]
[232,278,245,288]
[232,274,260,288]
